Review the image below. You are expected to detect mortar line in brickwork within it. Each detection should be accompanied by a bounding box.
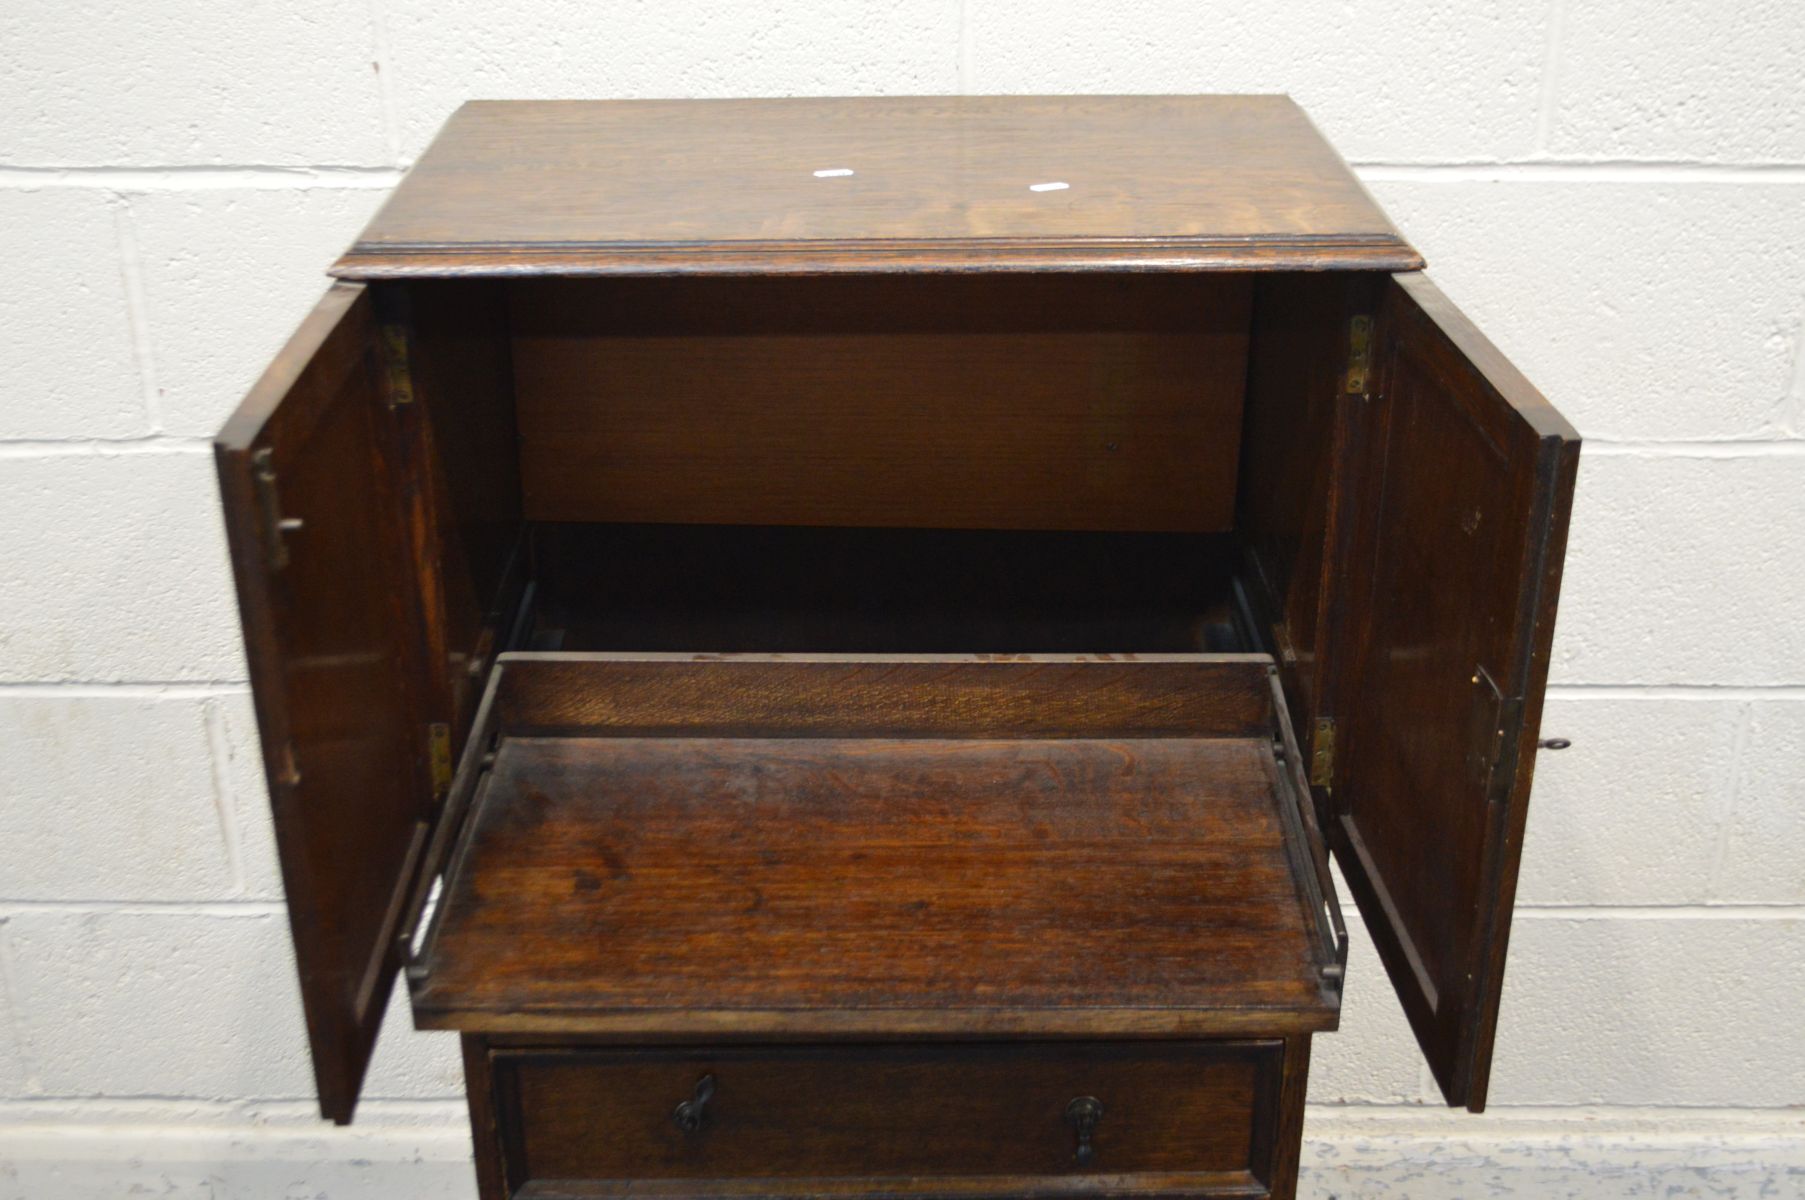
[956,0,972,93]
[1583,439,1805,457]
[361,0,403,165]
[110,196,163,433]
[1531,0,1572,154]
[0,901,286,917]
[1705,702,1755,902]
[1357,161,1805,184]
[0,436,211,458]
[0,165,403,190]
[0,682,248,698]
[1547,684,1805,700]
[0,1096,473,1121]
[0,924,38,1090]
[2,162,1804,191]
[201,699,248,896]
[1301,1105,1805,1127]
[1783,317,1805,436]
[0,1095,469,1109]
[1512,903,1805,920]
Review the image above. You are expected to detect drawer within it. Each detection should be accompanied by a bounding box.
[490,1041,1286,1197]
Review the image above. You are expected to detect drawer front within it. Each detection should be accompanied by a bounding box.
[492,1041,1284,1196]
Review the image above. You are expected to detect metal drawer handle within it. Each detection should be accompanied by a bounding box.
[672,1073,716,1133]
[1065,1095,1103,1166]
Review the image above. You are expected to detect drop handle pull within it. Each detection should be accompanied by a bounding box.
[1065,1096,1103,1166]
[672,1073,716,1133]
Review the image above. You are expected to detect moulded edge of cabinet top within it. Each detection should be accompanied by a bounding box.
[331,95,1423,278]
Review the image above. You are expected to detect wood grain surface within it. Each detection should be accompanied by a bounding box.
[510,274,1250,532]
[488,654,1278,741]
[332,96,1420,277]
[1330,273,1579,1111]
[412,729,1333,1035]
[215,283,432,1123]
[491,1041,1280,1187]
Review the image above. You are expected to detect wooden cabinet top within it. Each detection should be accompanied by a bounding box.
[332,95,1422,278]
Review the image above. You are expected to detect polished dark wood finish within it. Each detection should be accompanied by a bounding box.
[399,280,526,740]
[1265,1036,1312,1200]
[510,274,1248,532]
[501,1180,1270,1200]
[464,1034,509,1200]
[215,283,432,1123]
[1329,273,1579,1111]
[1236,272,1383,750]
[487,1041,1282,1196]
[411,656,1338,1036]
[486,653,1281,741]
[212,95,1579,1200]
[333,96,1419,278]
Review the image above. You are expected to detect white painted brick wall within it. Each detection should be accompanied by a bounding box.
[1493,916,1805,1107]
[0,694,247,901]
[0,0,391,166]
[1518,697,1741,906]
[1723,704,1805,903]
[130,187,390,436]
[378,0,964,157]
[0,192,146,440]
[1365,181,1805,441]
[1546,0,1805,163]
[0,453,244,683]
[1551,453,1805,686]
[2,0,1802,1194]
[962,0,1552,162]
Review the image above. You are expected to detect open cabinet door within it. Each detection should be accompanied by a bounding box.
[1332,273,1579,1111]
[216,283,434,1123]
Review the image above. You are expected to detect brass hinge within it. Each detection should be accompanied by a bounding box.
[380,322,414,406]
[1309,717,1337,790]
[274,739,302,788]
[427,721,453,798]
[1468,666,1522,804]
[1343,314,1374,394]
[250,447,303,570]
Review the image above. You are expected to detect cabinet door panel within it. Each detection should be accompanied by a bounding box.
[1334,273,1579,1111]
[215,283,430,1123]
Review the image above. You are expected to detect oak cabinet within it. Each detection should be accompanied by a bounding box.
[215,96,1578,1200]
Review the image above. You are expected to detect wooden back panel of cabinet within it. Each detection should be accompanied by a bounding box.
[508,274,1251,533]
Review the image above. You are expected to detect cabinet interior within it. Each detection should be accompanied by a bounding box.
[404,271,1365,670]
[216,94,1577,1132]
